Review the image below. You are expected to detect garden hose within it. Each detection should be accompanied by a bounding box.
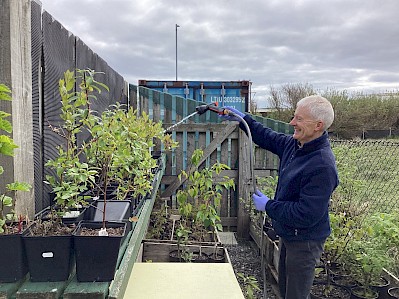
[226,110,268,299]
[195,104,268,298]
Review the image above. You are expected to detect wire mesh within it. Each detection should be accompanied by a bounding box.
[331,139,399,222]
[330,139,399,278]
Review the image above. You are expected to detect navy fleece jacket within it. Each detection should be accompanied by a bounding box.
[242,116,339,241]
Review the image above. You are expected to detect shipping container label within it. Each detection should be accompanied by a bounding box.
[210,96,246,103]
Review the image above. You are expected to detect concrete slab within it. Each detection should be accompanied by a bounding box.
[123,263,244,299]
[218,231,238,246]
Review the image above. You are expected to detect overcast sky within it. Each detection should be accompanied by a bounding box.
[39,0,399,107]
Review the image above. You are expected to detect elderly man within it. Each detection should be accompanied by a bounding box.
[222,95,338,299]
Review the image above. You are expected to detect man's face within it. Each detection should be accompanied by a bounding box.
[289,106,322,145]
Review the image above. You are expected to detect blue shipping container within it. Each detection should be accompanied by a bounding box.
[138,80,250,113]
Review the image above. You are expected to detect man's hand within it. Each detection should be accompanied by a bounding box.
[219,106,245,122]
[252,189,270,211]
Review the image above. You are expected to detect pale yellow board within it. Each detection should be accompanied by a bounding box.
[123,262,245,299]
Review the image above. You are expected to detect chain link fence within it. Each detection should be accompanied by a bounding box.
[330,139,399,277]
[331,139,399,217]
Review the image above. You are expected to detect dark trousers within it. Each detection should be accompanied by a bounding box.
[278,237,325,299]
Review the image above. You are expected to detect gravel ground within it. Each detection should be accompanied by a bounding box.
[226,237,278,299]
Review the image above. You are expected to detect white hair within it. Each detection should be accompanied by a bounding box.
[297,95,334,130]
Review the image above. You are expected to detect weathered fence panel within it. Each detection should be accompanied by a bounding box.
[13,4,128,211]
[0,0,36,218]
[130,84,292,236]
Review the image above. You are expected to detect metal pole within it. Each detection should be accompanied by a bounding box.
[175,24,180,81]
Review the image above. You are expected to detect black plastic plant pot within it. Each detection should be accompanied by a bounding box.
[84,200,131,220]
[22,229,73,282]
[85,200,132,232]
[388,287,399,299]
[35,206,86,225]
[0,232,28,282]
[61,208,86,225]
[38,207,86,225]
[92,200,132,222]
[73,221,126,282]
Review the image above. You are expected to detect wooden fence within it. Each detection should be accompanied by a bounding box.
[130,84,292,238]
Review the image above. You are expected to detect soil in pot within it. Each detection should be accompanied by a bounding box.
[169,249,196,262]
[370,276,390,294]
[314,267,328,283]
[310,282,351,299]
[191,251,209,263]
[26,220,76,236]
[388,287,399,299]
[207,251,226,263]
[329,267,353,282]
[350,286,379,299]
[331,274,357,289]
[78,225,125,236]
[169,248,209,263]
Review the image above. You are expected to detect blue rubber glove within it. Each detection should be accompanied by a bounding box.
[219,106,245,122]
[252,189,270,211]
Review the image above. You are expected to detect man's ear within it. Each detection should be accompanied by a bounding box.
[315,121,324,131]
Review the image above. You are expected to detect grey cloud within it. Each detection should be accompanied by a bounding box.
[40,0,399,107]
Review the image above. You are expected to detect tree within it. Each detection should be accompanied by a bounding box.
[266,83,315,123]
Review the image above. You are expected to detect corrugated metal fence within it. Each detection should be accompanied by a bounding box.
[30,1,128,211]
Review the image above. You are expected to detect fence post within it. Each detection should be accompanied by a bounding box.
[237,129,251,239]
[0,0,35,218]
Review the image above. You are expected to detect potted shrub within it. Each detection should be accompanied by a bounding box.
[0,84,32,282]
[310,211,362,298]
[73,220,127,282]
[83,103,177,225]
[346,233,390,299]
[44,69,104,219]
[169,223,193,262]
[322,210,363,282]
[172,149,235,262]
[74,85,177,282]
[23,69,105,282]
[310,281,351,299]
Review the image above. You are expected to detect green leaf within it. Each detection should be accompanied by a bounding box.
[6,182,32,191]
[0,117,12,132]
[2,196,13,206]
[0,84,12,101]
[0,135,18,156]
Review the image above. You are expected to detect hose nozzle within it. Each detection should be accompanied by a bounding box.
[195,102,227,115]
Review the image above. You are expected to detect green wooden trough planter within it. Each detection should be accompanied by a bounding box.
[0,154,166,299]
